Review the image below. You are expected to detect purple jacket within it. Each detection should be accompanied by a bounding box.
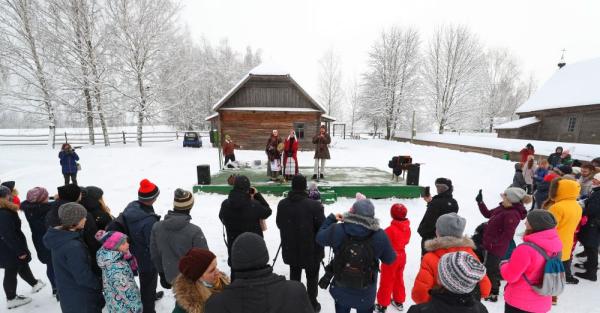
[478,202,527,257]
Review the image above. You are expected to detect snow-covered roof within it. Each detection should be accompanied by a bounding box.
[211,63,326,113]
[322,114,336,122]
[494,117,541,130]
[205,113,219,121]
[516,58,600,113]
[220,107,320,112]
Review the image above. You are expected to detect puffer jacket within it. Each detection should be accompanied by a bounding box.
[20,200,52,264]
[411,236,491,304]
[547,179,583,261]
[150,211,208,283]
[501,228,562,313]
[0,199,31,268]
[59,150,79,174]
[478,201,527,257]
[417,189,459,241]
[123,201,160,272]
[97,247,142,313]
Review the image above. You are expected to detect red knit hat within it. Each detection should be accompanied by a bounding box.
[178,248,216,281]
[138,179,159,201]
[390,203,408,220]
[544,172,560,183]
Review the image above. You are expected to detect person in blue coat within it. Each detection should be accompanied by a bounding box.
[59,143,79,185]
[123,179,162,313]
[43,202,102,313]
[316,197,396,313]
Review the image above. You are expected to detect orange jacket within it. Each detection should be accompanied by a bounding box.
[411,236,492,304]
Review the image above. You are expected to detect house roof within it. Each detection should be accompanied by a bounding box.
[211,63,327,113]
[205,113,219,121]
[494,116,541,129]
[516,58,600,113]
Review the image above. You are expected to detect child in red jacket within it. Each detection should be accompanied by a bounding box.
[376,203,411,312]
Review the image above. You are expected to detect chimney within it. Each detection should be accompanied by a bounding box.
[558,49,566,69]
[558,61,566,69]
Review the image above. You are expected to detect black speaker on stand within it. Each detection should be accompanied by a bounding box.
[406,163,420,186]
[197,165,211,185]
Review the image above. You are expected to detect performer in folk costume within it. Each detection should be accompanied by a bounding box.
[312,125,331,180]
[222,135,240,168]
[265,130,283,180]
[283,130,299,179]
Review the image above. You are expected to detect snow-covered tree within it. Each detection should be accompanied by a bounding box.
[317,48,343,118]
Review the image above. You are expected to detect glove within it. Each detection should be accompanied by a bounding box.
[159,272,172,289]
[475,189,483,203]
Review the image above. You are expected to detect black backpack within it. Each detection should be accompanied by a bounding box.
[332,225,378,289]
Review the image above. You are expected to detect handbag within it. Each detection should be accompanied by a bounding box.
[76,162,81,171]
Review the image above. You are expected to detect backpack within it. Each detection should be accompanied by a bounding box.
[332,225,378,289]
[521,242,566,296]
[106,212,129,235]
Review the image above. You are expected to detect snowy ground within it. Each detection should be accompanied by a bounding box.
[0,138,598,312]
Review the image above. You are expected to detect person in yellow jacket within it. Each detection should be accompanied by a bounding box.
[544,178,582,291]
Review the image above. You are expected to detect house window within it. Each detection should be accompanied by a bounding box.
[567,117,576,132]
[294,123,305,139]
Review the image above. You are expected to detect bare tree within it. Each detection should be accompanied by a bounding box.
[318,48,343,118]
[422,24,484,134]
[345,75,362,136]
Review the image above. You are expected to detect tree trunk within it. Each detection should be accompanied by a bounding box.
[136,73,147,147]
[488,117,493,133]
[438,122,445,134]
[84,87,95,144]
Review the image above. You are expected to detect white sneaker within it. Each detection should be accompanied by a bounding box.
[7,295,32,309]
[31,280,46,294]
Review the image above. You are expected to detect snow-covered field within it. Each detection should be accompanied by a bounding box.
[0,138,598,312]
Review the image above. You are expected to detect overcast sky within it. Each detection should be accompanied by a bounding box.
[180,0,600,97]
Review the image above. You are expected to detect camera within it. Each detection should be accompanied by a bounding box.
[318,263,334,289]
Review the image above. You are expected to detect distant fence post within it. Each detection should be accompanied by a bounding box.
[176,131,179,140]
[122,131,126,144]
[64,132,68,143]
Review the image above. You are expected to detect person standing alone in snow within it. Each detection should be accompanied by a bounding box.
[312,125,331,180]
[59,143,80,185]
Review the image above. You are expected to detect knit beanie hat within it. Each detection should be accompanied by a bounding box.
[26,187,49,203]
[594,172,600,182]
[231,232,269,271]
[390,203,407,220]
[291,175,307,191]
[544,172,560,182]
[556,165,573,175]
[355,192,367,201]
[58,203,88,227]
[81,186,104,201]
[351,199,375,218]
[435,178,452,194]
[1,181,15,191]
[527,210,557,232]
[138,179,159,201]
[173,188,194,210]
[178,248,217,281]
[438,251,486,294]
[95,230,128,251]
[503,187,527,203]
[436,212,466,238]
[308,183,321,201]
[0,186,10,198]
[57,184,81,202]
[233,175,251,193]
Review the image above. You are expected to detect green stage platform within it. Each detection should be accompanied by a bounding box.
[193,167,422,203]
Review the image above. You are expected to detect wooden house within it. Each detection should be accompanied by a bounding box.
[205,64,335,150]
[496,58,600,144]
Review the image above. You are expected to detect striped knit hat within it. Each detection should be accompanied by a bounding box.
[438,251,486,294]
[173,188,194,210]
[138,179,160,201]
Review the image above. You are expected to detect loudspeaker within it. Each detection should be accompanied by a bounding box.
[406,163,420,186]
[197,165,211,185]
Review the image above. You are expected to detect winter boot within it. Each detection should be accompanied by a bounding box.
[374,304,387,313]
[312,174,318,180]
[552,296,557,305]
[155,291,164,301]
[7,295,32,309]
[484,294,498,302]
[319,173,324,179]
[391,300,404,311]
[31,280,46,293]
[566,275,580,284]
[575,271,598,281]
[312,302,321,313]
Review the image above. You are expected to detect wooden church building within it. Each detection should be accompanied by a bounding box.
[205,64,335,150]
[496,58,600,144]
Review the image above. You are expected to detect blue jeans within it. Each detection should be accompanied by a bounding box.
[335,302,374,313]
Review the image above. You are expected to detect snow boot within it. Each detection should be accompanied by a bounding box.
[319,173,324,179]
[566,275,580,284]
[312,302,321,313]
[374,304,387,313]
[155,291,164,301]
[575,271,597,281]
[484,294,498,302]
[7,295,32,309]
[312,174,318,180]
[31,280,46,293]
[391,300,404,311]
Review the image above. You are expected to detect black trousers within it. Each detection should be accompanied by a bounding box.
[505,302,532,313]
[224,154,236,166]
[63,173,77,185]
[563,259,573,278]
[290,262,320,306]
[139,270,158,313]
[485,253,502,295]
[420,238,429,257]
[3,263,38,300]
[584,245,599,270]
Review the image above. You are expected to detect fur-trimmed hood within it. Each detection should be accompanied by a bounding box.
[0,198,18,212]
[343,212,380,231]
[424,236,476,252]
[173,273,229,313]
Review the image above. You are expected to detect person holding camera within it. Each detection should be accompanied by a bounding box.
[59,143,80,186]
[316,198,396,313]
[283,130,300,179]
[417,178,459,256]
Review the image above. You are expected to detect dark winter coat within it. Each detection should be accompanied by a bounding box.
[478,202,527,257]
[533,168,549,184]
[417,189,459,241]
[0,199,31,268]
[316,213,396,310]
[204,267,314,313]
[547,152,562,168]
[46,199,101,275]
[150,211,208,283]
[80,195,113,230]
[265,135,283,161]
[59,150,79,174]
[219,190,272,265]
[123,200,160,273]
[43,227,103,313]
[312,133,331,159]
[534,180,551,210]
[407,289,489,313]
[512,168,527,190]
[276,190,325,268]
[20,200,52,264]
[579,187,600,247]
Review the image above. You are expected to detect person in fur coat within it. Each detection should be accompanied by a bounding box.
[411,213,491,304]
[96,230,142,313]
[173,248,229,313]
